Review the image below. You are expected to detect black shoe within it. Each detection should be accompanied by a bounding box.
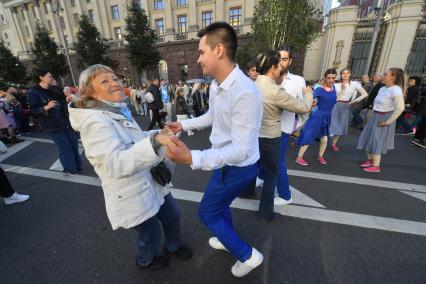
[165,245,193,260]
[137,255,169,270]
[411,138,426,148]
[10,137,24,144]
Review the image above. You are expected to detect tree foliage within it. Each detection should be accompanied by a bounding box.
[32,23,68,80]
[0,42,27,86]
[251,0,321,53]
[235,47,256,72]
[75,14,113,69]
[124,1,161,74]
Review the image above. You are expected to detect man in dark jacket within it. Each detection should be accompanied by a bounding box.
[26,68,82,175]
[366,73,385,121]
[147,78,164,130]
[411,84,426,148]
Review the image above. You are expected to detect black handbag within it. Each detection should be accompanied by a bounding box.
[150,161,172,186]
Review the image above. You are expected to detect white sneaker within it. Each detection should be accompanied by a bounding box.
[255,177,264,187]
[4,193,30,205]
[208,237,229,252]
[274,196,293,206]
[231,248,263,277]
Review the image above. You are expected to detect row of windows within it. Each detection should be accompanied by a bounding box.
[154,0,190,10]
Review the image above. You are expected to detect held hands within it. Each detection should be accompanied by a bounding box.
[166,136,192,165]
[377,120,389,127]
[166,122,183,134]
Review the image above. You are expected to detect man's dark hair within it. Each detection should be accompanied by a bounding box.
[409,76,421,86]
[278,44,293,59]
[197,21,238,61]
[34,68,50,82]
[246,60,257,71]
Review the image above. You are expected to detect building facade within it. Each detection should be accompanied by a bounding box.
[303,0,425,81]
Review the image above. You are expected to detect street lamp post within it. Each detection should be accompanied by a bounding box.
[51,0,76,86]
[364,0,385,75]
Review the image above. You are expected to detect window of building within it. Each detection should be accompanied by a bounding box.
[176,0,187,6]
[114,27,122,40]
[73,13,79,26]
[71,0,76,7]
[177,15,187,40]
[29,42,34,51]
[155,18,164,35]
[88,10,96,23]
[111,5,120,20]
[202,11,212,28]
[229,7,242,34]
[7,42,10,47]
[179,64,188,82]
[25,25,30,36]
[4,32,8,39]
[21,10,25,21]
[0,15,4,23]
[59,16,65,29]
[86,0,91,3]
[154,0,163,10]
[43,2,49,14]
[64,35,70,47]
[47,19,53,31]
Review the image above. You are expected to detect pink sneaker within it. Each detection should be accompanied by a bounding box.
[330,144,339,152]
[363,166,381,173]
[360,160,373,168]
[295,157,309,166]
[317,156,327,165]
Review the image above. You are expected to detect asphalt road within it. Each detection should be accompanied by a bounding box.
[1,116,425,284]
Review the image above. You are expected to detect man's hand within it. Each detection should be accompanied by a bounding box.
[166,122,183,134]
[155,133,176,146]
[303,86,313,95]
[166,136,192,165]
[44,100,58,111]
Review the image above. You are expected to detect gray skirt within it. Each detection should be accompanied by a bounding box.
[357,111,395,155]
[330,101,349,136]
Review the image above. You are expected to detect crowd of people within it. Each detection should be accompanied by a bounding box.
[1,20,426,279]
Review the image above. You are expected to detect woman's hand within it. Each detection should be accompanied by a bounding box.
[377,120,389,127]
[166,122,183,134]
[154,133,175,146]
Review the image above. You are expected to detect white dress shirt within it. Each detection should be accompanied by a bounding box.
[181,66,263,171]
[280,72,306,134]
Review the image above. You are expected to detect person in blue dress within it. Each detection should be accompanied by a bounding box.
[295,68,337,166]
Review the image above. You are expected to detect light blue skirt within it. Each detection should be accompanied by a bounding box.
[357,112,395,155]
[330,101,349,136]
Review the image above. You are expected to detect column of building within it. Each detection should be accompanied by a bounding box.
[188,0,198,39]
[242,0,254,33]
[215,0,224,21]
[164,0,174,41]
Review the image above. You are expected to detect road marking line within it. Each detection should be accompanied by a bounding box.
[20,136,55,144]
[0,141,33,163]
[400,191,426,202]
[49,147,84,172]
[290,185,325,208]
[288,169,426,193]
[3,163,426,237]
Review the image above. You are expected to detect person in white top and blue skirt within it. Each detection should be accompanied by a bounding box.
[357,68,405,173]
[166,22,264,277]
[330,68,368,151]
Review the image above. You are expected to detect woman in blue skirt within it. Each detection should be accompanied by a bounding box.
[296,69,337,166]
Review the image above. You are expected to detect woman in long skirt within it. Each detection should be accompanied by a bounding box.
[296,68,337,166]
[357,68,405,172]
[330,68,368,151]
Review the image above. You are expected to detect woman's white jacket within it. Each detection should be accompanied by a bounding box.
[68,104,169,230]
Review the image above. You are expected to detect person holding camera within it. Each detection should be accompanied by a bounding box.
[68,64,191,270]
[27,68,82,175]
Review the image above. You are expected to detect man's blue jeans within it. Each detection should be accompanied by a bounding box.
[258,137,281,220]
[352,108,364,126]
[277,133,291,200]
[135,193,181,266]
[198,164,257,262]
[49,128,82,173]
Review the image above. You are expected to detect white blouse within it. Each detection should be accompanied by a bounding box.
[334,81,367,102]
[374,85,403,112]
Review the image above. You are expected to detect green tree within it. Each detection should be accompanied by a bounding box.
[124,1,160,75]
[235,46,256,72]
[0,42,27,86]
[251,0,321,53]
[32,23,68,80]
[75,14,113,69]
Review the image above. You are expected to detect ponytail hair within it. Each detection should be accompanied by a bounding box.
[256,50,281,75]
[388,67,405,90]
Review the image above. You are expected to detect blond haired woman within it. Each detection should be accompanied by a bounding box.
[68,64,192,269]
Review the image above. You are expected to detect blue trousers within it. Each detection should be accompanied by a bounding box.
[135,193,181,266]
[198,164,257,262]
[276,133,291,200]
[49,129,82,173]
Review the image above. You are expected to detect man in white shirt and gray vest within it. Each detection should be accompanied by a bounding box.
[166,22,264,277]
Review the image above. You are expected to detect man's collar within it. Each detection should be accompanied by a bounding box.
[217,65,239,92]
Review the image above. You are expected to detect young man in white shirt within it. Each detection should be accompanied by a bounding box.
[166,22,264,277]
[277,45,307,205]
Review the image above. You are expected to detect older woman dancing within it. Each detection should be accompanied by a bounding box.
[68,64,192,270]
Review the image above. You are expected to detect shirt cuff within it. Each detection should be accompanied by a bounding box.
[181,119,190,131]
[190,150,202,170]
